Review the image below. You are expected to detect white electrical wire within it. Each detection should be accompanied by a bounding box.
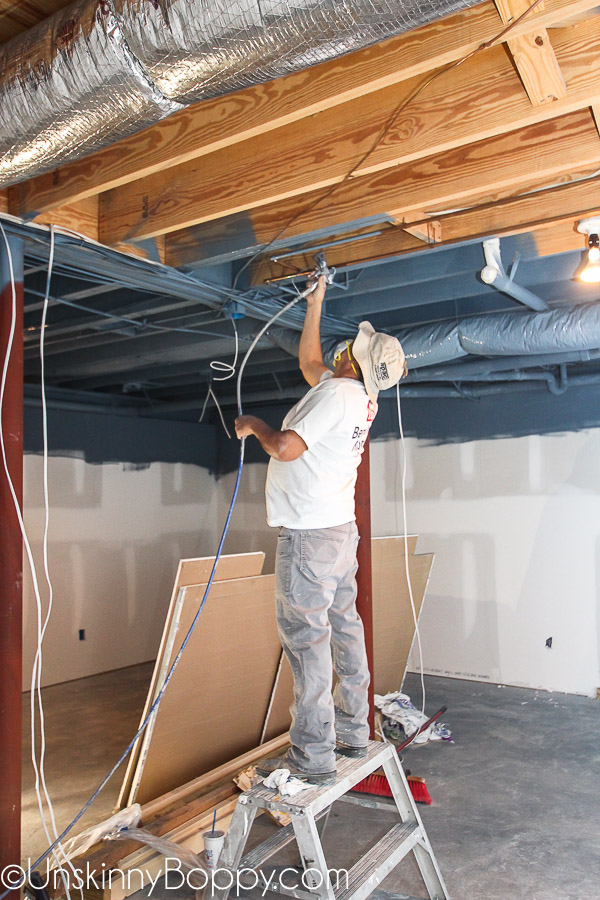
[0,224,78,897]
[210,313,239,381]
[396,380,426,722]
[199,313,240,437]
[199,385,231,438]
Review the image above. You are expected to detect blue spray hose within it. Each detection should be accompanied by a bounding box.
[9,288,311,891]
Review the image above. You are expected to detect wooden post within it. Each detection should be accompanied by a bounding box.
[355,436,375,737]
[0,232,24,893]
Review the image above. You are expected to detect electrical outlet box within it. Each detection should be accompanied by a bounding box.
[79,629,85,641]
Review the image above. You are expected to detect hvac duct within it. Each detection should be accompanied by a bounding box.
[270,302,600,371]
[0,0,482,185]
[397,303,600,368]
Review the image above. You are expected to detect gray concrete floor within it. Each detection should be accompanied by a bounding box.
[22,669,600,899]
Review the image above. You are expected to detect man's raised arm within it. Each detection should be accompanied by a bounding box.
[299,275,329,387]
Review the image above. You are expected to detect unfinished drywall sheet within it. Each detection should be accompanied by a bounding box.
[124,569,280,806]
[119,552,265,807]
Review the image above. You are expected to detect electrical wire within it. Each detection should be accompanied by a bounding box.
[0,224,79,896]
[232,0,546,288]
[34,226,83,898]
[7,281,313,895]
[396,380,426,725]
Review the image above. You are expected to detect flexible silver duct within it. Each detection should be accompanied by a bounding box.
[0,0,482,185]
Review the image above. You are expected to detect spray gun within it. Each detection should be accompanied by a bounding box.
[264,251,336,288]
[312,252,336,286]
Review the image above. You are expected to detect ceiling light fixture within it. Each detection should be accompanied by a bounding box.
[577,217,600,283]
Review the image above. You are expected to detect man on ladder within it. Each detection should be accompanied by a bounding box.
[235,274,407,785]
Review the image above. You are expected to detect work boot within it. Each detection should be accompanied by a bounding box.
[256,755,337,785]
[335,742,368,759]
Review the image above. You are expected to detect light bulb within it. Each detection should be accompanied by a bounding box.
[588,245,600,263]
[580,260,600,283]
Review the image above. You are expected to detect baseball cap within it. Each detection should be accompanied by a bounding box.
[352,321,407,406]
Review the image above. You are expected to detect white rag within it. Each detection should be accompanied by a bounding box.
[61,803,142,857]
[262,768,309,796]
[375,691,443,744]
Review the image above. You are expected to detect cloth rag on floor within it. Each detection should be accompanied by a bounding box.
[375,691,452,744]
[263,768,310,796]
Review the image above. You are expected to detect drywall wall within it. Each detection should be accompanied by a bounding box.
[22,455,219,688]
[370,430,600,698]
[219,427,600,698]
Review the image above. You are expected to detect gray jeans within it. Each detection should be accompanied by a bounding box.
[275,521,370,773]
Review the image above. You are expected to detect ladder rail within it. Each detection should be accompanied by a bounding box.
[207,741,449,900]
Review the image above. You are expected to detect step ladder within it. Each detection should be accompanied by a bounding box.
[210,740,449,900]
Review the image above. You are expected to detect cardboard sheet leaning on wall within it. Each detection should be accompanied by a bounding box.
[118,552,266,808]
[120,538,433,808]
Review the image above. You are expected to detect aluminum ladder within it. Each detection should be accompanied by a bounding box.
[211,740,449,900]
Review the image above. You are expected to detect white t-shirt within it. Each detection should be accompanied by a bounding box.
[265,371,377,529]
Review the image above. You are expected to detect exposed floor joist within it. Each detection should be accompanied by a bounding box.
[8,0,598,221]
[165,108,600,269]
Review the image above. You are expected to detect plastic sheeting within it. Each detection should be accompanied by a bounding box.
[0,0,482,185]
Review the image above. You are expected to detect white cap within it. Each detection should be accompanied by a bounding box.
[352,321,407,406]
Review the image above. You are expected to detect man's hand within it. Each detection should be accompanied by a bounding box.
[306,274,326,306]
[235,415,258,439]
[235,415,307,461]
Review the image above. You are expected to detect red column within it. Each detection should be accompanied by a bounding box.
[0,233,24,889]
[355,436,374,737]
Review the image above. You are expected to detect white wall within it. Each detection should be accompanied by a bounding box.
[218,430,600,698]
[25,427,600,697]
[370,431,600,698]
[23,455,218,688]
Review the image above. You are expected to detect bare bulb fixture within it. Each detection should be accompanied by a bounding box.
[577,217,600,283]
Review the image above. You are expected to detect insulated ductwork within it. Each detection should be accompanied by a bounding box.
[0,0,482,185]
[397,303,600,369]
[271,302,600,372]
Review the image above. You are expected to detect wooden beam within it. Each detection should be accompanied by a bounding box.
[0,0,74,44]
[99,16,600,246]
[496,0,567,105]
[165,108,600,268]
[11,0,599,217]
[0,190,7,214]
[592,103,600,137]
[25,195,100,242]
[251,175,600,282]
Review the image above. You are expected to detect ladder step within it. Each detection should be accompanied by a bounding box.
[335,822,421,900]
[242,809,329,870]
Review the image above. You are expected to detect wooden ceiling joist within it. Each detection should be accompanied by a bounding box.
[251,175,599,284]
[495,0,567,106]
[94,14,600,246]
[7,0,598,222]
[165,108,600,268]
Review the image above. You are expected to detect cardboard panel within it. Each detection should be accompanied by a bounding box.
[118,552,265,808]
[177,552,265,588]
[128,573,279,806]
[261,653,295,743]
[372,541,434,693]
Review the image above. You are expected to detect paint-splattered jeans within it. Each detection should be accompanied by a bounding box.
[275,521,370,774]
